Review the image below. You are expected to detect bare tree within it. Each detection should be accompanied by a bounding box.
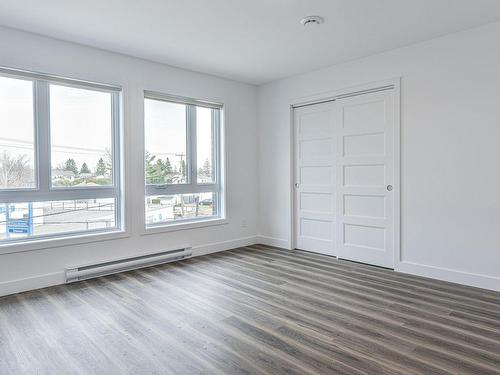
[104,147,113,176]
[0,150,32,188]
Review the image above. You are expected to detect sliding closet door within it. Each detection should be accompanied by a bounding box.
[335,90,396,268]
[294,101,336,255]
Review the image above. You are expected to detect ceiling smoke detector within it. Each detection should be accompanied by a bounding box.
[300,16,324,27]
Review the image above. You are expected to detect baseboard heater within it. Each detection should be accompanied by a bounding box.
[65,247,192,283]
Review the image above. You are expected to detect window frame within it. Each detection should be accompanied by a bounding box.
[0,67,123,245]
[143,91,224,229]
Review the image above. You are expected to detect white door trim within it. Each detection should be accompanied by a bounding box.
[290,78,401,268]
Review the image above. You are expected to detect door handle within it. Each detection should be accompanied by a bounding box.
[387,185,393,191]
[294,183,300,188]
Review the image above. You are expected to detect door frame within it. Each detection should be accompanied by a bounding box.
[289,78,401,267]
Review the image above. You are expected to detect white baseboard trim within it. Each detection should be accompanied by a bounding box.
[396,261,500,292]
[191,236,258,257]
[0,271,65,297]
[255,235,290,249]
[0,235,260,297]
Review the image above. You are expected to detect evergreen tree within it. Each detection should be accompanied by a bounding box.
[64,158,78,175]
[164,157,173,183]
[179,160,186,182]
[154,159,167,184]
[104,148,113,176]
[202,158,211,176]
[95,158,107,176]
[198,158,211,178]
[165,157,173,174]
[80,162,91,174]
[144,151,156,184]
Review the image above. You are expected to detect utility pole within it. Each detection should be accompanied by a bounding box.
[175,152,186,182]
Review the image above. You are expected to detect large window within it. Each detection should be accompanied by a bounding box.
[144,92,223,227]
[0,70,121,243]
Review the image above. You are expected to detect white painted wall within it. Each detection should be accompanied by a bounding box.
[0,26,259,296]
[257,22,500,291]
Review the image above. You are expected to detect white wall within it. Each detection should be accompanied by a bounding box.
[0,26,259,296]
[257,22,500,291]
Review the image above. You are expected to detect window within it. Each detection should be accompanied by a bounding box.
[0,69,122,244]
[144,92,223,227]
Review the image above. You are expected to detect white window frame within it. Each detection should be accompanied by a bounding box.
[0,67,123,245]
[143,91,225,229]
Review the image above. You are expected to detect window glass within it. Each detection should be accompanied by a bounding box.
[145,193,214,225]
[144,99,187,184]
[197,107,215,183]
[0,76,35,189]
[50,84,113,187]
[0,198,116,241]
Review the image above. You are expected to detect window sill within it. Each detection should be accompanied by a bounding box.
[142,218,228,235]
[0,229,130,256]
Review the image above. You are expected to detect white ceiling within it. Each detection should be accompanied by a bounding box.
[1,1,500,84]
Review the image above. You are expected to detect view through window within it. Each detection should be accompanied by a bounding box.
[144,94,222,226]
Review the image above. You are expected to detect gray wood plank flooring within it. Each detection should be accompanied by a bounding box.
[1,244,499,374]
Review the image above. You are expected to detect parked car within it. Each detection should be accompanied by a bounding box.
[199,198,213,206]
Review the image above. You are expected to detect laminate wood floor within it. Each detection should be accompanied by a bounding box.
[1,244,500,374]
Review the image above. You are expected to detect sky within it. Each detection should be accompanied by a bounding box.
[0,76,35,162]
[144,98,214,177]
[50,84,111,169]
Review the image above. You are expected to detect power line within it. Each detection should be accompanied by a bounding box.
[0,137,108,153]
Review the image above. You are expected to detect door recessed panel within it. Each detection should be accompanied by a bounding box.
[301,166,334,186]
[343,165,385,187]
[301,192,333,213]
[299,110,333,138]
[343,132,385,157]
[344,224,385,251]
[342,100,385,132]
[344,195,385,218]
[301,218,333,240]
[300,138,334,160]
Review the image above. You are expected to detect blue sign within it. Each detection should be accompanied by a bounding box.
[5,203,33,237]
[8,219,29,227]
[7,219,30,234]
[8,227,29,234]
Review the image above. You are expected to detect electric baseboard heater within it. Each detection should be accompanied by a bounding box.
[65,247,192,283]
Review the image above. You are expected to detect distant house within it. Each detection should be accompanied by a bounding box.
[51,169,76,181]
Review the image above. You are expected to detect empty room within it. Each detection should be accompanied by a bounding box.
[1,1,500,374]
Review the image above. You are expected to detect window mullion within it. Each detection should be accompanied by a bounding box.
[213,109,221,217]
[34,80,51,194]
[212,109,219,186]
[111,92,121,190]
[187,105,197,187]
[111,92,121,230]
